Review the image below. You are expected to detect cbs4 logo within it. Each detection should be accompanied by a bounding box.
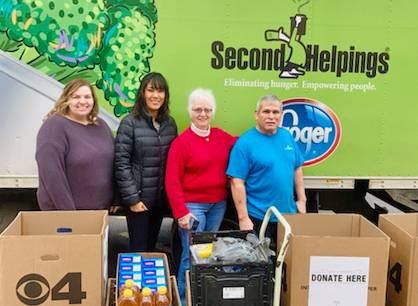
[16,273,86,305]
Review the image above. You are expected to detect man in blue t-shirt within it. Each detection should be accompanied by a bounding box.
[226,94,306,239]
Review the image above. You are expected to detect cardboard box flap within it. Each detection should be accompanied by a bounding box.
[359,217,390,238]
[379,213,418,306]
[1,212,23,235]
[409,236,418,303]
[1,210,108,236]
[380,213,418,237]
[283,214,388,239]
[283,214,359,237]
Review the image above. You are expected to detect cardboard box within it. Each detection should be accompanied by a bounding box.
[279,214,390,306]
[106,278,117,306]
[107,276,181,306]
[379,213,418,306]
[186,270,192,306]
[0,210,108,306]
[115,253,172,305]
[170,275,182,306]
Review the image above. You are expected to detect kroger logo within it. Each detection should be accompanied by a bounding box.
[282,98,341,166]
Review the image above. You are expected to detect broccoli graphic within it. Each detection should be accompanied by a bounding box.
[0,0,157,116]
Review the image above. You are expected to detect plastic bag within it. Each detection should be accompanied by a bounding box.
[209,233,275,264]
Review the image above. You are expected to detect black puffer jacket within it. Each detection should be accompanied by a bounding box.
[114,111,177,208]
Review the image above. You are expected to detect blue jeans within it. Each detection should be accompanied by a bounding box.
[249,215,277,245]
[177,200,227,306]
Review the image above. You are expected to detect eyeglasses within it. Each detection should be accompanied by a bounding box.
[192,108,212,114]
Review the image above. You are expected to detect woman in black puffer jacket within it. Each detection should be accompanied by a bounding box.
[114,72,177,252]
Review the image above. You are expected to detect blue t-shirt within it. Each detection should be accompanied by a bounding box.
[226,127,304,221]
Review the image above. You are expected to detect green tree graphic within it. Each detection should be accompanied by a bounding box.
[0,0,157,116]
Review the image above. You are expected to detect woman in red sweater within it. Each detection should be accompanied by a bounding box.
[166,88,237,304]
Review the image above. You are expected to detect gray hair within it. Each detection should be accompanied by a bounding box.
[188,88,216,118]
[256,94,282,112]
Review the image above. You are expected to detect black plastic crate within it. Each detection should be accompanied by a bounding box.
[190,231,274,306]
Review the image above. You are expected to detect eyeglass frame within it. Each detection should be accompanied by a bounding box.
[192,108,213,114]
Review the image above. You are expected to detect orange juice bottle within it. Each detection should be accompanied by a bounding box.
[155,286,170,305]
[140,287,155,306]
[118,289,138,306]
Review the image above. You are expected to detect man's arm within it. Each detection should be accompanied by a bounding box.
[230,177,254,230]
[294,166,307,213]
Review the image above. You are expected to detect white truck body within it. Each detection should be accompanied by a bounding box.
[0,50,119,188]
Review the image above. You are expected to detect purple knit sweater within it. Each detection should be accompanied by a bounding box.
[36,114,116,210]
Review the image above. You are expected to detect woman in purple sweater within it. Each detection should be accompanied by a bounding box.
[36,79,118,211]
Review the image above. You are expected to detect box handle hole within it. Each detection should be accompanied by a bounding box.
[390,241,397,249]
[57,227,73,233]
[41,254,60,261]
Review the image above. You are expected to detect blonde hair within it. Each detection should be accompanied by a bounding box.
[46,79,99,124]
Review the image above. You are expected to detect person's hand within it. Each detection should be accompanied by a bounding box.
[178,213,197,230]
[109,206,122,213]
[296,199,307,214]
[239,216,254,231]
[130,201,148,212]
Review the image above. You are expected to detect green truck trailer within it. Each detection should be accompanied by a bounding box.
[0,0,417,217]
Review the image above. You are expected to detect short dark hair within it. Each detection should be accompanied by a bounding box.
[133,72,170,123]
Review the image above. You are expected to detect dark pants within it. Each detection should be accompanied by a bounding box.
[125,206,164,252]
[250,215,277,246]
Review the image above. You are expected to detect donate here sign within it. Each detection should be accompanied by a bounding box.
[309,256,370,306]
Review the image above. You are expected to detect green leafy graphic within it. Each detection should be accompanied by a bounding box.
[0,0,157,116]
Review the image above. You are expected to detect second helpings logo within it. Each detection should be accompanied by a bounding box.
[211,9,390,78]
[282,98,341,166]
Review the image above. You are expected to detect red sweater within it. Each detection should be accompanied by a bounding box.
[165,127,237,219]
